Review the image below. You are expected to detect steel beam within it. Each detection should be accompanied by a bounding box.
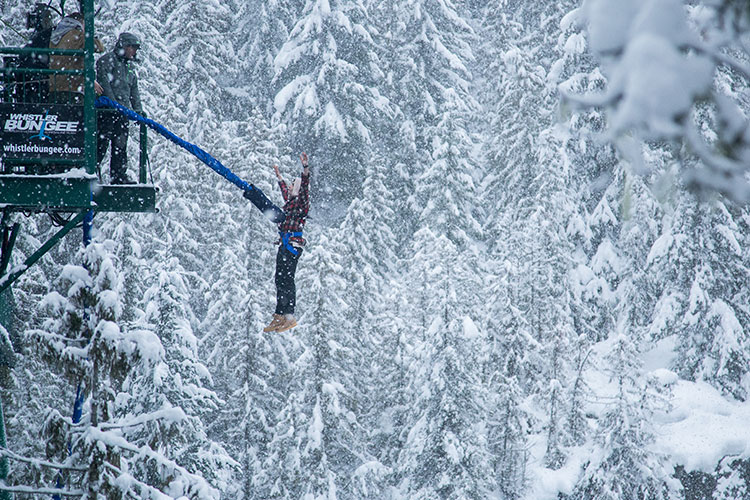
[0,211,87,294]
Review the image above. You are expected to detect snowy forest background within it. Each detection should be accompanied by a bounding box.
[1,0,750,498]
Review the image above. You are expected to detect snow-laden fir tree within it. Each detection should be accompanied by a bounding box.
[478,1,586,475]
[571,331,678,500]
[566,333,593,447]
[408,109,483,250]
[395,299,493,497]
[480,5,590,468]
[235,0,303,112]
[262,234,381,498]
[644,194,750,401]
[478,3,546,207]
[160,0,237,119]
[395,230,493,499]
[483,253,535,499]
[271,0,395,214]
[28,240,129,498]
[112,255,235,498]
[335,165,402,487]
[26,239,222,498]
[3,222,81,495]
[558,62,622,345]
[376,0,479,241]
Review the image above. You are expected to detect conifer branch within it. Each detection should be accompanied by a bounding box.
[0,448,87,471]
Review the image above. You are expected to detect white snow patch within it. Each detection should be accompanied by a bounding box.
[607,34,714,137]
[462,316,480,340]
[585,0,643,54]
[315,101,347,139]
[653,380,750,471]
[273,75,313,114]
[641,335,677,372]
[527,448,587,500]
[650,368,679,387]
[307,397,323,451]
[647,232,674,264]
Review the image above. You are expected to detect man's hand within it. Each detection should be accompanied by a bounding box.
[300,152,309,168]
[274,164,282,180]
[94,80,104,95]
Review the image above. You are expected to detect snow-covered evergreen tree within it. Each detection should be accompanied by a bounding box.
[571,333,677,500]
[26,239,223,498]
[395,231,494,498]
[335,165,402,485]
[396,311,493,499]
[271,0,394,214]
[484,262,533,499]
[262,235,379,498]
[235,0,302,112]
[644,194,750,401]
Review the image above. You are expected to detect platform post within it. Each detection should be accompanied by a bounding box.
[0,394,11,500]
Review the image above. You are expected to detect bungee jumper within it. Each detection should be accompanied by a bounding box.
[248,153,311,333]
[93,97,309,332]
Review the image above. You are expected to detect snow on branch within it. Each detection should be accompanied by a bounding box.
[96,406,188,430]
[563,0,750,201]
[85,427,219,499]
[102,464,180,500]
[0,448,87,471]
[0,484,84,496]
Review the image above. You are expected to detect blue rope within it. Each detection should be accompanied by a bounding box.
[94,96,286,222]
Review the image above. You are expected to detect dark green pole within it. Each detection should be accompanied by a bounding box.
[0,215,12,498]
[82,0,96,177]
[0,394,10,500]
[139,125,148,184]
[0,293,10,335]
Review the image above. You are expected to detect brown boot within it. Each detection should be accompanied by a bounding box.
[263,314,284,332]
[275,314,297,333]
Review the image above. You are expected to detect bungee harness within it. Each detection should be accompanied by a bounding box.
[279,231,303,256]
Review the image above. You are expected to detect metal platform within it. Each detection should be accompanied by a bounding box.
[0,175,157,213]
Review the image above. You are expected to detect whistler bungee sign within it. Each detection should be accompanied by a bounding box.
[0,102,84,160]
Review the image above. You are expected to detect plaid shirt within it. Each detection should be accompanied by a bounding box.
[276,170,310,247]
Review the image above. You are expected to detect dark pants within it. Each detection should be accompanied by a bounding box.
[242,187,286,223]
[275,245,302,315]
[96,111,129,183]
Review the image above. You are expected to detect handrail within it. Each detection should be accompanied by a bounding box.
[0,47,84,56]
[0,68,83,75]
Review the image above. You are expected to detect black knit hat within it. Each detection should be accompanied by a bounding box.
[117,32,141,48]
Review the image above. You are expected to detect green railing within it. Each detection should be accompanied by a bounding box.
[0,46,149,180]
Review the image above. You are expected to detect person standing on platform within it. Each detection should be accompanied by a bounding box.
[96,31,143,184]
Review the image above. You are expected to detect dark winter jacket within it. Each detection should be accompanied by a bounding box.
[96,49,142,113]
